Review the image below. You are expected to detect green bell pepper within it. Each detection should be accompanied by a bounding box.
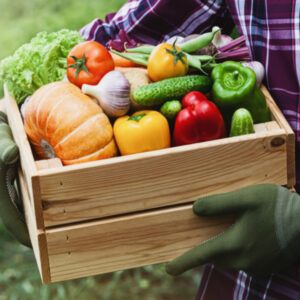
[211,61,270,124]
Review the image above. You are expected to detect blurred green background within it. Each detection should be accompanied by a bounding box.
[0,0,202,299]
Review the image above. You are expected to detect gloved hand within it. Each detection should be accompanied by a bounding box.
[0,111,31,247]
[166,184,300,278]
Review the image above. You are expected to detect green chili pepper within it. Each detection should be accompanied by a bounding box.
[211,61,270,124]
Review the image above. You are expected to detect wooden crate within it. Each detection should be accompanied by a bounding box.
[4,85,295,284]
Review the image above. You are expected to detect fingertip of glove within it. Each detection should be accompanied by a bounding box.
[193,198,205,215]
[1,143,19,165]
[165,262,180,276]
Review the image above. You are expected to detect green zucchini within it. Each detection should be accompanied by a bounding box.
[133,75,212,106]
[230,108,255,137]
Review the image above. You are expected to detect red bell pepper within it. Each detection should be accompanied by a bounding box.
[173,91,226,146]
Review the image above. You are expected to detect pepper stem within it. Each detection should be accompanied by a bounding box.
[233,70,239,80]
[128,113,146,122]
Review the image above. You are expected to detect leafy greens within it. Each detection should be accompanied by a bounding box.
[0,29,85,104]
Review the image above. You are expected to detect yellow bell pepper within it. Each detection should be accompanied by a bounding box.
[113,110,171,155]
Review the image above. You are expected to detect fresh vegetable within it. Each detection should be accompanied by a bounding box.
[230,108,255,137]
[125,45,155,55]
[211,61,270,123]
[173,91,226,146]
[122,68,152,111]
[20,96,30,119]
[179,27,220,53]
[216,36,251,61]
[242,61,265,86]
[82,70,130,118]
[113,47,212,73]
[212,31,233,48]
[133,75,212,106]
[24,81,117,165]
[160,100,182,121]
[112,28,233,73]
[0,29,85,104]
[110,49,149,66]
[110,51,139,67]
[67,41,115,88]
[113,110,170,155]
[166,36,185,45]
[147,42,188,81]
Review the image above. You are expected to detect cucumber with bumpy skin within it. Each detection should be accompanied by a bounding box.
[133,75,212,106]
[160,100,182,121]
[230,108,255,137]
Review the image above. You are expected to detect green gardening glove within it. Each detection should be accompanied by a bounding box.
[0,111,31,247]
[166,184,300,277]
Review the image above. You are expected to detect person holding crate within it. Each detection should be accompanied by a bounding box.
[1,0,300,299]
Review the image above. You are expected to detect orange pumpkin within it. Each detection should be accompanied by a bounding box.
[24,81,118,165]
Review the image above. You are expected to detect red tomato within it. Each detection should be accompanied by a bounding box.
[67,41,115,88]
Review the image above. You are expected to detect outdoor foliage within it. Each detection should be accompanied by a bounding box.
[0,0,126,97]
[0,0,203,298]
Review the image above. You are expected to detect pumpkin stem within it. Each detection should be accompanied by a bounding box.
[40,139,56,159]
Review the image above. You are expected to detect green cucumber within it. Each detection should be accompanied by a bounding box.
[230,108,255,137]
[160,100,182,121]
[133,75,212,106]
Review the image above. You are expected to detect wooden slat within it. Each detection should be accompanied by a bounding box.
[262,85,296,188]
[46,204,235,283]
[18,169,51,284]
[36,158,63,171]
[39,128,287,227]
[4,86,44,230]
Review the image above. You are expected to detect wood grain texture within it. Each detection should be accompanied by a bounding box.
[4,86,45,230]
[18,169,51,284]
[40,126,287,227]
[46,204,235,283]
[36,158,63,171]
[262,85,295,187]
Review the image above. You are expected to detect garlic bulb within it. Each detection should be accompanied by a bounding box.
[82,70,131,118]
[242,61,265,86]
[20,96,31,120]
[166,35,185,45]
[212,31,233,48]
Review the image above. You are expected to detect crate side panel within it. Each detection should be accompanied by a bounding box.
[46,205,234,283]
[41,131,288,227]
[5,87,44,229]
[5,88,36,200]
[263,85,295,187]
[19,169,51,284]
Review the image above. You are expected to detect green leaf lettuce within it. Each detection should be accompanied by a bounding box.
[0,29,85,104]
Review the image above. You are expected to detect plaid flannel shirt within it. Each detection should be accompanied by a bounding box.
[80,1,300,299]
